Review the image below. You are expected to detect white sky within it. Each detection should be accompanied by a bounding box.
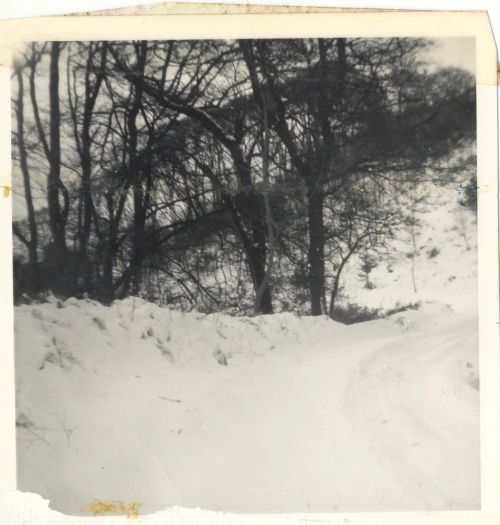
[429,37,476,75]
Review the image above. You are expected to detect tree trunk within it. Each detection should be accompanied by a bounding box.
[101,192,116,303]
[241,193,273,314]
[307,186,325,316]
[254,87,275,315]
[15,69,40,293]
[48,42,66,260]
[127,42,148,297]
[251,237,273,314]
[102,248,115,303]
[80,109,93,257]
[78,43,107,292]
[225,191,273,314]
[329,258,348,319]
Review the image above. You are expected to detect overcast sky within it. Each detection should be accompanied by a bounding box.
[428,37,475,75]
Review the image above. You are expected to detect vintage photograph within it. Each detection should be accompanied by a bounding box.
[11,36,478,515]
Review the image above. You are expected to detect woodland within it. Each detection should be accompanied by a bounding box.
[11,38,476,317]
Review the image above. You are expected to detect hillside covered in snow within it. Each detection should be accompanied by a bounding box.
[14,185,479,515]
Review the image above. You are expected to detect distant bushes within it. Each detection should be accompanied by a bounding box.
[385,302,421,316]
[330,303,382,324]
[13,245,96,305]
[331,301,421,325]
[459,176,477,212]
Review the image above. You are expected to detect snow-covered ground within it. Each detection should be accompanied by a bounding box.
[337,184,477,315]
[14,185,479,515]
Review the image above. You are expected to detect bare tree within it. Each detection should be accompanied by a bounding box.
[12,66,39,293]
[66,41,108,287]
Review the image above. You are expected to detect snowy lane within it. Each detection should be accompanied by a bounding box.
[144,308,479,512]
[343,309,480,511]
[15,299,480,514]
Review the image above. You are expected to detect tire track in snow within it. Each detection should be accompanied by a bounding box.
[343,312,480,510]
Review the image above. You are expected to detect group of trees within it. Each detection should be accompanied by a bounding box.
[12,38,476,316]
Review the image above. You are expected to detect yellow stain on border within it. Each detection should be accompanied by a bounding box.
[87,499,142,518]
[2,186,10,197]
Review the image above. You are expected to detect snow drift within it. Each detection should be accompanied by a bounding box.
[15,300,479,514]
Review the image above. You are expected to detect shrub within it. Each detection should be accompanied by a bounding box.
[384,302,421,317]
[332,301,421,324]
[459,176,477,212]
[331,303,382,324]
